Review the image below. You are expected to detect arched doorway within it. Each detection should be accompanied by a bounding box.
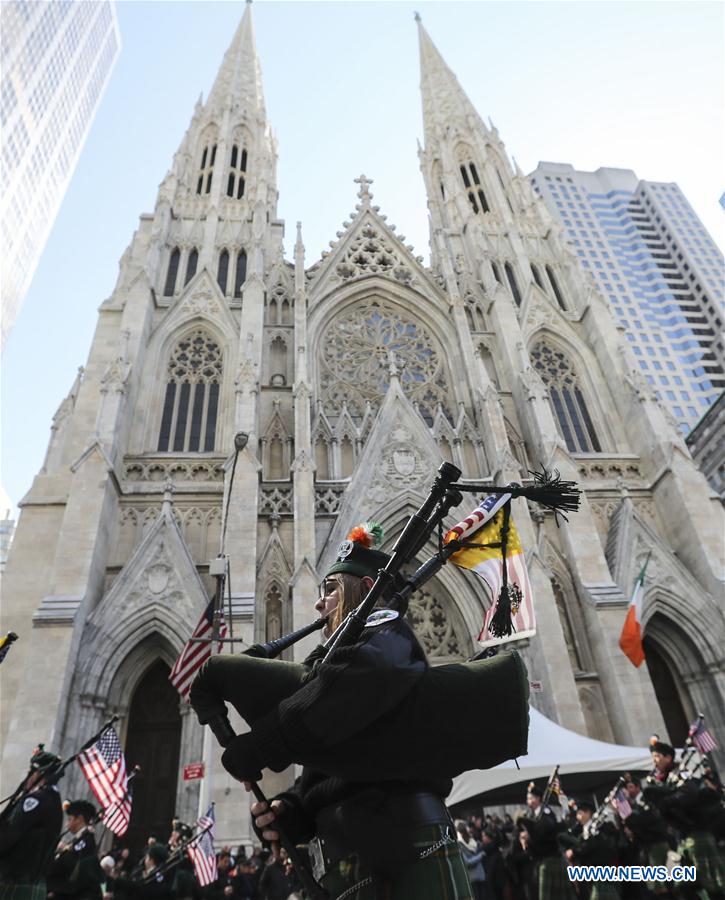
[642,636,689,746]
[124,660,182,852]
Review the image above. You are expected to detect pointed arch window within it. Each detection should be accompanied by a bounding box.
[217,249,229,295]
[226,144,247,199]
[460,162,490,215]
[164,247,180,297]
[157,329,223,453]
[491,261,502,284]
[265,583,283,643]
[504,262,522,307]
[234,250,247,298]
[531,341,601,453]
[196,143,216,195]
[546,265,567,310]
[184,248,198,286]
[552,578,583,670]
[531,263,546,291]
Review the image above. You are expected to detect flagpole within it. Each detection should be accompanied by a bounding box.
[199,432,248,821]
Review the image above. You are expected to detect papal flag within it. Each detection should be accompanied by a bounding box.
[619,553,650,667]
[444,493,535,647]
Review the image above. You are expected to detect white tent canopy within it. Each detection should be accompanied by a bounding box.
[448,707,651,808]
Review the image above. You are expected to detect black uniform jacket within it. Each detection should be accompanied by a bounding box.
[46,828,103,900]
[520,807,561,860]
[643,774,723,836]
[242,617,429,778]
[213,616,528,782]
[0,782,63,884]
[558,824,618,865]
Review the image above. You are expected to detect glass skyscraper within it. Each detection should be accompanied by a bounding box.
[0,0,121,348]
[530,163,724,432]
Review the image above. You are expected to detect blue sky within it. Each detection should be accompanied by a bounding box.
[2,0,723,513]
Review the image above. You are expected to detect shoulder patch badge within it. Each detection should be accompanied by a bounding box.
[75,838,86,851]
[364,609,399,627]
[22,797,39,813]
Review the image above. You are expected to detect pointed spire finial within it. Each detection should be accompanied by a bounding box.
[414,10,421,22]
[162,482,175,515]
[354,174,374,203]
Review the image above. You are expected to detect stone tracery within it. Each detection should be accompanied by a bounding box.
[318,299,454,425]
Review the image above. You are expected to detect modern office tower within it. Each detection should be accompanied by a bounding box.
[686,390,725,499]
[529,164,725,432]
[0,1,121,348]
[2,6,723,844]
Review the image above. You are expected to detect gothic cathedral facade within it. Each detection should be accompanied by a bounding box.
[2,8,723,845]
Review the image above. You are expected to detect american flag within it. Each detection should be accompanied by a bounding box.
[689,717,718,754]
[187,804,217,887]
[614,787,632,820]
[101,789,132,836]
[77,727,130,835]
[169,599,227,700]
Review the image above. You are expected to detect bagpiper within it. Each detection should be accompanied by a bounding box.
[558,799,621,900]
[519,782,576,900]
[46,800,104,900]
[0,748,63,900]
[643,737,725,900]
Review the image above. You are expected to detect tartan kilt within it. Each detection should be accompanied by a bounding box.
[320,823,473,900]
[0,884,47,900]
[535,855,577,900]
[679,831,725,891]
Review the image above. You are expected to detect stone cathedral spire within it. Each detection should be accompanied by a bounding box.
[414,15,725,755]
[207,1,266,116]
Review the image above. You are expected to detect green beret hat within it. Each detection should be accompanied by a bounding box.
[30,747,62,775]
[326,522,390,580]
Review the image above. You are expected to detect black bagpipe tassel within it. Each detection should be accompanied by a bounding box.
[487,501,521,639]
[515,468,581,522]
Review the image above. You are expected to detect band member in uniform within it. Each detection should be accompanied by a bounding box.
[558,800,620,900]
[191,523,482,900]
[613,773,671,899]
[519,782,576,900]
[46,800,103,900]
[0,748,64,900]
[643,738,725,900]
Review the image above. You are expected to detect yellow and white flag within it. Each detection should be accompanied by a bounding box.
[445,496,535,647]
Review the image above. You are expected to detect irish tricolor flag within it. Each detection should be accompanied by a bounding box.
[619,553,650,667]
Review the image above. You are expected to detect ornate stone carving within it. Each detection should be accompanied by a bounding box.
[332,222,414,285]
[180,290,224,319]
[577,459,642,482]
[406,589,462,658]
[259,486,293,517]
[318,299,454,424]
[314,485,345,515]
[123,457,225,483]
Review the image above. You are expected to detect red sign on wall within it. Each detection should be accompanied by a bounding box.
[183,762,205,781]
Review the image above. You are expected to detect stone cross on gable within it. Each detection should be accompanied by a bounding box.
[354,174,374,202]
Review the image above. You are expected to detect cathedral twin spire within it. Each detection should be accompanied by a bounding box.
[206,0,266,117]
